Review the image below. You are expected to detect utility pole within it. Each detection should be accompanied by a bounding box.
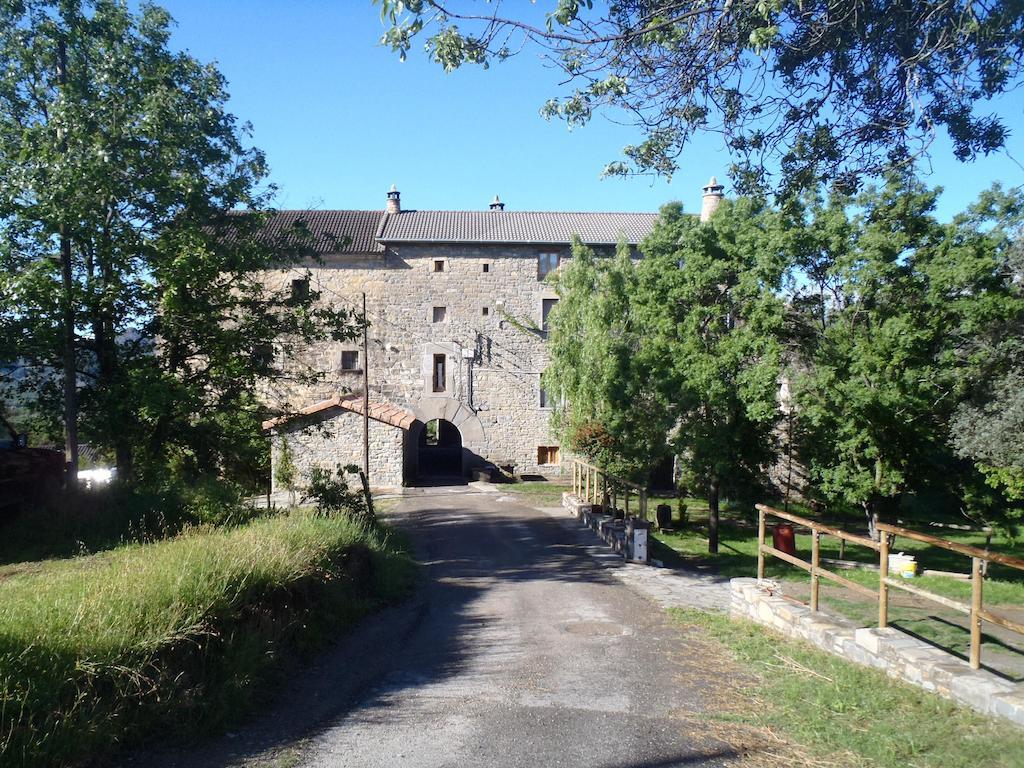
[362,292,370,482]
[57,36,78,485]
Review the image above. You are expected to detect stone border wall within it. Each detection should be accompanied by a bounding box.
[731,577,1024,727]
[562,492,648,563]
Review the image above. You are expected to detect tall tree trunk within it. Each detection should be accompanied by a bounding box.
[708,476,720,553]
[57,38,77,485]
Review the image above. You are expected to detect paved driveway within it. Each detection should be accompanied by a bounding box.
[141,486,747,768]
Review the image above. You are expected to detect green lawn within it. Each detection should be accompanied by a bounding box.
[0,507,414,767]
[672,607,1024,768]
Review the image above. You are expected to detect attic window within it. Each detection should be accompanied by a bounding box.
[433,259,445,273]
[538,252,560,280]
[482,263,490,273]
[290,278,310,303]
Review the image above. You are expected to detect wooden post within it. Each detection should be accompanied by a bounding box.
[585,465,590,502]
[879,533,890,628]
[625,487,630,516]
[641,490,648,522]
[839,537,846,560]
[757,507,766,582]
[970,556,983,670]
[362,293,370,482]
[810,530,821,612]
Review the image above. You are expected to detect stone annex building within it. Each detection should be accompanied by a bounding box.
[264,179,726,490]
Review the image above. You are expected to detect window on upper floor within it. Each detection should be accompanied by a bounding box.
[541,298,558,332]
[432,306,447,323]
[433,259,445,272]
[482,263,490,273]
[539,383,550,408]
[482,306,490,316]
[538,251,560,280]
[432,354,446,392]
[290,278,310,303]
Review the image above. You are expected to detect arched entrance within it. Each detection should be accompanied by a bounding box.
[416,418,463,478]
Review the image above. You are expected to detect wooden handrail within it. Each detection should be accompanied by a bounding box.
[757,505,1024,672]
[875,522,1024,571]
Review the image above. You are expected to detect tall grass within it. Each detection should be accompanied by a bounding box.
[0,509,414,766]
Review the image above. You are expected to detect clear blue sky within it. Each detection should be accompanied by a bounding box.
[161,1,1024,221]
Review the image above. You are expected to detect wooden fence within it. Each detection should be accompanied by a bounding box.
[756,504,1024,670]
[569,458,649,522]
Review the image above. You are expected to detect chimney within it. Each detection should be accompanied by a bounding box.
[386,184,401,214]
[700,176,725,223]
[489,195,505,211]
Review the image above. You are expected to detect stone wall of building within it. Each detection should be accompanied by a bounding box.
[263,242,566,477]
[271,409,404,491]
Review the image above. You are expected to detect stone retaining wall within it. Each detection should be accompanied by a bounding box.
[731,577,1024,727]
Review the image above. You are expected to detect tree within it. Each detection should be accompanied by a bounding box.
[545,238,673,483]
[792,177,1024,537]
[634,198,788,551]
[0,1,361,486]
[374,0,1024,194]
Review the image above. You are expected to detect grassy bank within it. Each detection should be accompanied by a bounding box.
[0,509,414,767]
[671,608,1024,768]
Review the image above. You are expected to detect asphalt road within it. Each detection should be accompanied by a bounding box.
[140,485,746,768]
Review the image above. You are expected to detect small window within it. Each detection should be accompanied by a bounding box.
[482,307,489,316]
[538,252,560,280]
[539,384,549,408]
[482,263,490,273]
[433,259,445,273]
[340,350,359,371]
[432,353,446,392]
[537,446,560,466]
[290,278,310,303]
[432,306,447,323]
[254,343,273,368]
[542,298,558,332]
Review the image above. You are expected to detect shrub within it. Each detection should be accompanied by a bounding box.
[302,463,373,520]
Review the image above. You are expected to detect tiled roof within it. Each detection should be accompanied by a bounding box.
[227,210,386,255]
[377,210,659,246]
[262,393,416,431]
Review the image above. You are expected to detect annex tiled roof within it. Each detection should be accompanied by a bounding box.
[262,393,416,432]
[377,210,659,246]
[226,210,386,255]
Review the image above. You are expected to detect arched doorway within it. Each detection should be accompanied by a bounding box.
[416,419,463,478]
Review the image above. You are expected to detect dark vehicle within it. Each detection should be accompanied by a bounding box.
[1,413,65,513]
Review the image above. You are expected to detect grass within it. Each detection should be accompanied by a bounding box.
[671,607,1024,768]
[0,508,415,767]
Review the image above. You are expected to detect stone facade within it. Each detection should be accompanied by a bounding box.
[265,241,574,489]
[273,410,405,491]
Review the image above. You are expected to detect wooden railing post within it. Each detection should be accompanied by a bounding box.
[810,530,821,612]
[641,490,648,522]
[756,506,766,582]
[971,556,983,670]
[879,533,890,628]
[625,487,630,516]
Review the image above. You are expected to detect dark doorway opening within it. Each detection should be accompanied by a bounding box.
[417,419,463,479]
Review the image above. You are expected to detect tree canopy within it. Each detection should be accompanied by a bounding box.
[0,0,362,485]
[375,0,1024,195]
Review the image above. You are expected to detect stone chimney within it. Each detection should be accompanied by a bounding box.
[386,184,401,214]
[489,195,505,211]
[700,176,725,223]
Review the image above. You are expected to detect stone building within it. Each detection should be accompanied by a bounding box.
[263,180,725,490]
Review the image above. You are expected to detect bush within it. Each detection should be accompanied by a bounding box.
[302,463,373,520]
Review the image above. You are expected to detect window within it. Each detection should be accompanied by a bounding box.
[253,344,273,368]
[482,307,489,316]
[433,259,445,273]
[482,263,490,273]
[538,252,560,280]
[432,354,446,392]
[539,383,549,408]
[290,278,310,303]
[340,350,359,371]
[432,306,447,323]
[541,298,558,332]
[537,446,560,465]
